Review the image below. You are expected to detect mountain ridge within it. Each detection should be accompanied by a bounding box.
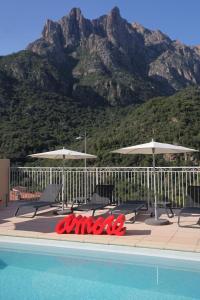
[0,7,200,107]
[0,7,199,164]
[25,7,200,105]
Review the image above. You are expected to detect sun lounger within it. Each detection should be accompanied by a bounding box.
[72,184,114,216]
[14,184,62,217]
[150,201,174,218]
[110,200,148,223]
[178,186,200,227]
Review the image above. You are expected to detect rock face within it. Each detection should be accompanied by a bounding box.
[6,7,200,105]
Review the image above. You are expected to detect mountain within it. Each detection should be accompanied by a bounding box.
[0,83,199,165]
[27,7,200,102]
[1,7,200,106]
[86,86,200,166]
[0,7,199,165]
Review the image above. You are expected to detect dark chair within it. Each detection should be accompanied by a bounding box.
[14,184,62,218]
[72,184,114,216]
[152,200,174,218]
[110,200,148,223]
[178,186,200,227]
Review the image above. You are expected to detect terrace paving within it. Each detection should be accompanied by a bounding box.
[0,201,199,252]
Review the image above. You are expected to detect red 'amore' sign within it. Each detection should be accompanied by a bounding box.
[55,214,126,236]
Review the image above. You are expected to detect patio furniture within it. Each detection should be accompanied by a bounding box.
[29,148,96,214]
[72,184,114,216]
[110,200,148,223]
[151,201,174,218]
[111,140,197,226]
[14,184,62,218]
[178,186,200,227]
[12,186,27,200]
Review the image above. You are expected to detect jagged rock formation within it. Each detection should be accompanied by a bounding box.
[1,7,200,106]
[0,7,200,163]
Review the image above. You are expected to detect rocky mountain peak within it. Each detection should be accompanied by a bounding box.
[69,7,82,20]
[25,7,200,104]
[42,19,62,45]
[108,6,121,19]
[107,6,124,29]
[133,23,171,45]
[57,7,93,49]
[132,22,149,34]
[194,45,200,55]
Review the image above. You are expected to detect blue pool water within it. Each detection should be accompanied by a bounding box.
[0,242,200,300]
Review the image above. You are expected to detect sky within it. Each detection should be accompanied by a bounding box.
[0,0,200,55]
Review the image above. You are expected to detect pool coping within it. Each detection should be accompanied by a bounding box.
[1,235,200,262]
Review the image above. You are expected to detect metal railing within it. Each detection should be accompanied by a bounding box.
[10,167,200,207]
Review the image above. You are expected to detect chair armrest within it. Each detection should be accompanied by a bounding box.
[71,197,89,208]
[71,200,76,209]
[78,197,91,205]
[20,197,40,202]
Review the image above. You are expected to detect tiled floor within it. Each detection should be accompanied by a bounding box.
[0,202,199,252]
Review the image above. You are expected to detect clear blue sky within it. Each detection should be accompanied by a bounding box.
[0,0,200,55]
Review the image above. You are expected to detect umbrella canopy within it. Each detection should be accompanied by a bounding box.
[111,140,198,155]
[29,148,97,212]
[111,139,198,225]
[29,148,97,160]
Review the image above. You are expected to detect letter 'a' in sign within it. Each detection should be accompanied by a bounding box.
[55,214,126,236]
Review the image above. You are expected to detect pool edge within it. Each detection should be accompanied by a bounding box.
[1,235,200,262]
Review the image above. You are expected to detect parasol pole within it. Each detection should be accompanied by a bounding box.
[62,154,65,210]
[152,148,158,220]
[84,131,87,202]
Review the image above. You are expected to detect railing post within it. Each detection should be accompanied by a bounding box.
[84,167,87,202]
[96,168,99,185]
[147,167,150,208]
[50,167,52,184]
[8,164,10,203]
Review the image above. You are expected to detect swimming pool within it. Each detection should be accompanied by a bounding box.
[0,237,200,300]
